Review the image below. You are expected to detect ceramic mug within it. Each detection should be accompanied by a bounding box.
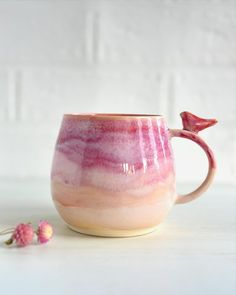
[51,112,217,237]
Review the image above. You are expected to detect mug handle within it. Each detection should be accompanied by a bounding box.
[169,112,217,204]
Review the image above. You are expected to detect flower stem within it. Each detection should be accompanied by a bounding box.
[0,227,15,235]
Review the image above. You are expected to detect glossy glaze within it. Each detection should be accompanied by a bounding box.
[180,111,217,134]
[51,112,217,237]
[51,115,176,236]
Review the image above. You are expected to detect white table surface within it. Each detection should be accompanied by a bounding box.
[0,179,235,295]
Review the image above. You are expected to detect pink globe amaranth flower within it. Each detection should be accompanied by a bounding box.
[37,221,53,244]
[10,223,34,247]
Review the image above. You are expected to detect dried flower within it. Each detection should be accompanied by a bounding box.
[1,220,53,247]
[36,221,53,244]
[5,223,34,247]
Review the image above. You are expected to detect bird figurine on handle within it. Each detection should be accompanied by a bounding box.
[180,111,217,133]
[169,111,217,204]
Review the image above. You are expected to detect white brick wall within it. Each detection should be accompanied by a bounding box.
[0,0,235,185]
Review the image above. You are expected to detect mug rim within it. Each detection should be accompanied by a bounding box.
[63,113,163,120]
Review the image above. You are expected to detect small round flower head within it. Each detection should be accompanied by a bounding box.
[10,223,34,247]
[37,221,53,244]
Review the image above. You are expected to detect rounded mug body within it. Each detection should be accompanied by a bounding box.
[51,114,177,237]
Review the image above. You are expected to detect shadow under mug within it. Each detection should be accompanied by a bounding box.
[51,112,217,237]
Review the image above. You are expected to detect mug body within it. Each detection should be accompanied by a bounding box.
[51,114,176,237]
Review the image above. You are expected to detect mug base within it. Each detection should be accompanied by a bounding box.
[67,223,158,238]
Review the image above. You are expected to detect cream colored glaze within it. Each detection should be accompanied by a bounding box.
[67,224,160,238]
[54,197,172,234]
[51,174,176,236]
[51,173,175,208]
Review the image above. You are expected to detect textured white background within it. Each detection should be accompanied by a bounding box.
[0,0,235,185]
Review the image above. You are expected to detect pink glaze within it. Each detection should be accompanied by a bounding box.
[53,117,173,174]
[180,111,217,133]
[51,112,217,237]
[52,116,175,188]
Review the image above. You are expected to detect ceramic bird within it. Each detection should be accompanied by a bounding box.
[180,111,217,133]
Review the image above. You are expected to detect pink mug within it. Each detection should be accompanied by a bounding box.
[51,112,217,237]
